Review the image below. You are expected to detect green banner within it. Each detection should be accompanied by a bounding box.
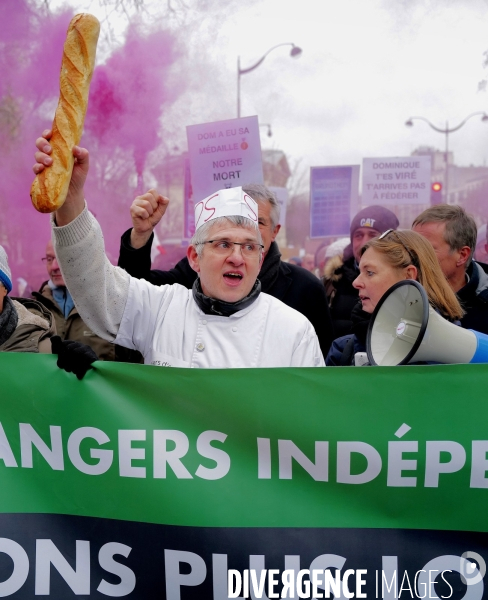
[1,353,487,598]
[3,354,488,530]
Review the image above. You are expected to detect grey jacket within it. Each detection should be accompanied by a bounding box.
[0,298,55,353]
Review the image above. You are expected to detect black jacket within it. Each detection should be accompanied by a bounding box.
[323,254,360,339]
[118,229,334,357]
[326,302,370,366]
[458,261,488,335]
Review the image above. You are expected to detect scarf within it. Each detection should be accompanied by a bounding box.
[257,242,281,292]
[0,296,18,346]
[192,278,261,317]
[48,280,75,319]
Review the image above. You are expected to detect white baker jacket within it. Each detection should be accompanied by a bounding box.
[52,207,324,369]
[116,280,324,368]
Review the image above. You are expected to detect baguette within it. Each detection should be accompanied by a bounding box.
[30,13,100,213]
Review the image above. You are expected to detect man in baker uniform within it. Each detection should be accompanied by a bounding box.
[34,140,323,368]
[118,183,334,358]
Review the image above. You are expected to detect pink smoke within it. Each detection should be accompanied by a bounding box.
[86,23,177,182]
[0,1,181,292]
[83,21,180,258]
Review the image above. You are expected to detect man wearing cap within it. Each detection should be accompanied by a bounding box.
[0,245,55,352]
[33,140,324,368]
[323,205,399,339]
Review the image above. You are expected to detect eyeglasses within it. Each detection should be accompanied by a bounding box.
[41,256,56,264]
[195,239,264,258]
[378,230,418,266]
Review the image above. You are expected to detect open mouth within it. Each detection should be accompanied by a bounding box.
[223,272,243,285]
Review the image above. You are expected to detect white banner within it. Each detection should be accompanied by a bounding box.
[362,156,431,205]
[186,116,264,202]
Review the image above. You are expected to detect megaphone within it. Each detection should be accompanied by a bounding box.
[366,280,488,366]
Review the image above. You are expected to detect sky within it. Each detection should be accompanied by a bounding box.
[1,0,486,287]
[216,0,488,175]
[54,0,488,192]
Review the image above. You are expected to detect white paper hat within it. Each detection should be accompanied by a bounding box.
[194,187,258,231]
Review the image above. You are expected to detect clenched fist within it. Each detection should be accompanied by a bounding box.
[129,189,169,249]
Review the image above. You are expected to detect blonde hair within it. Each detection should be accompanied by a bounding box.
[361,230,464,320]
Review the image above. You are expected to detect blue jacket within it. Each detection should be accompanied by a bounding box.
[326,334,365,366]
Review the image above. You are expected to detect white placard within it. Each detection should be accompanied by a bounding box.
[187,116,264,203]
[362,156,431,205]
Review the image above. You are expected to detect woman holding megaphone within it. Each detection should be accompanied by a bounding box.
[326,229,463,366]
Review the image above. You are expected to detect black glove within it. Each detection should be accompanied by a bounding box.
[51,335,98,380]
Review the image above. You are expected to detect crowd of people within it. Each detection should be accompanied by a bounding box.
[1,132,487,374]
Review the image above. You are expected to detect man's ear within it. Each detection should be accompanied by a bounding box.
[457,246,472,267]
[187,245,200,273]
[270,223,281,244]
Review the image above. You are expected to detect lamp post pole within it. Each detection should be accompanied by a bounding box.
[237,56,241,119]
[444,121,449,203]
[237,43,302,118]
[405,112,488,203]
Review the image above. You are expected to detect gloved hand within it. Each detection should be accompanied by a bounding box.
[51,335,98,380]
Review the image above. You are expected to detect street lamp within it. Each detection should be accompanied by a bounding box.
[405,112,488,203]
[237,43,302,118]
[260,123,272,137]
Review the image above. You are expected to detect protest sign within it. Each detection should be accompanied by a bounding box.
[186,116,264,203]
[362,156,431,205]
[0,354,487,598]
[310,166,360,238]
